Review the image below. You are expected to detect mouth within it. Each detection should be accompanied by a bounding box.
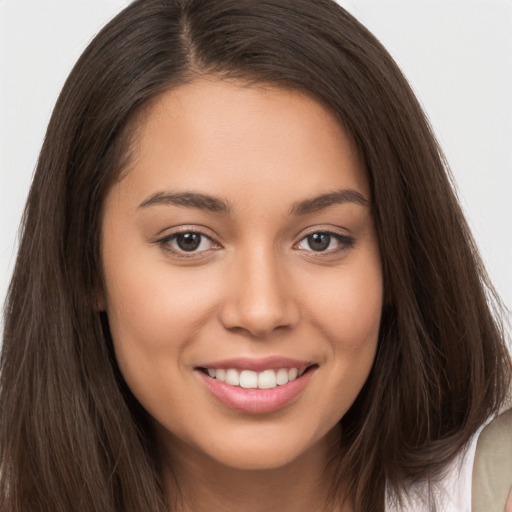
[195,360,318,414]
[197,365,315,390]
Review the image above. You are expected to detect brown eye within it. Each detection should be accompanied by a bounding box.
[306,233,331,251]
[296,231,355,254]
[175,232,202,252]
[157,230,218,255]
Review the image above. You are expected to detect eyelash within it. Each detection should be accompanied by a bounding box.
[155,229,220,258]
[294,231,355,255]
[155,229,355,258]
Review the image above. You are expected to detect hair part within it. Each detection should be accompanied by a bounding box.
[1,1,510,511]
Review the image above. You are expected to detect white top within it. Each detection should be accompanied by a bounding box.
[385,422,488,512]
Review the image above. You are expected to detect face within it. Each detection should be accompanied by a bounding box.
[101,78,383,472]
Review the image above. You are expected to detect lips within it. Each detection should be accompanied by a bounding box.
[195,357,317,414]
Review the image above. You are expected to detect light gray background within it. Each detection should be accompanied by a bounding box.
[1,1,511,319]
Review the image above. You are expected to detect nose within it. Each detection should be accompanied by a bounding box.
[219,247,300,338]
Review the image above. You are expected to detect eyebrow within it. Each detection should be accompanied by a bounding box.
[289,189,369,215]
[138,191,231,213]
[138,188,368,215]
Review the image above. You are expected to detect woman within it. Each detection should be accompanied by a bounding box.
[1,1,510,511]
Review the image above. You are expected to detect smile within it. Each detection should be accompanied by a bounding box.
[195,359,317,414]
[200,367,307,389]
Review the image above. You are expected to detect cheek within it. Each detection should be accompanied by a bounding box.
[101,249,221,398]
[301,255,382,420]
[306,257,383,351]
[103,247,219,344]
[102,269,215,429]
[329,266,382,381]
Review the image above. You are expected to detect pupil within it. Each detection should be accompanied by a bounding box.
[308,233,330,251]
[176,233,201,251]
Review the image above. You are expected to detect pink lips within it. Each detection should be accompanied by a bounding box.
[195,357,315,414]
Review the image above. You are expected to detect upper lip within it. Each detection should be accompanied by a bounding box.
[196,356,313,372]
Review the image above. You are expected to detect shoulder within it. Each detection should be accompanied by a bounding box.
[472,408,512,512]
[386,411,512,512]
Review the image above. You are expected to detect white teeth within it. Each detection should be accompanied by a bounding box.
[258,369,277,389]
[205,367,308,389]
[239,370,258,389]
[225,369,240,386]
[276,368,289,385]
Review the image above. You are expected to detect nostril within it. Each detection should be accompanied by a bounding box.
[219,303,300,338]
[218,265,300,336]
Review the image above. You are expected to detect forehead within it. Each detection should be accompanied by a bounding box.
[116,78,368,207]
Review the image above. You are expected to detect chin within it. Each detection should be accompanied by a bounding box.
[209,453,305,472]
[196,423,337,472]
[211,445,304,471]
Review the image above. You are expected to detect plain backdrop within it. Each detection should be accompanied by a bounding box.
[1,1,511,323]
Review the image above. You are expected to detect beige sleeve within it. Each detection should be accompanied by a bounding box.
[472,408,512,512]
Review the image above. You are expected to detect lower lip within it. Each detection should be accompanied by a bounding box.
[196,369,315,414]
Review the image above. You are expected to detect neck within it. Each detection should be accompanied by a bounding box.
[158,426,353,512]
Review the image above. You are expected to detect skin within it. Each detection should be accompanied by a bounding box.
[101,78,383,511]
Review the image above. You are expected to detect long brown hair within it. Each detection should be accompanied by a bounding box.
[1,1,510,511]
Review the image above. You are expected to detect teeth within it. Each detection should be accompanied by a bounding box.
[258,369,277,389]
[225,369,240,386]
[240,370,258,389]
[276,368,289,385]
[205,367,307,389]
